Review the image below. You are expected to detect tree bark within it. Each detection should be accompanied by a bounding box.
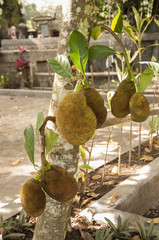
[33,1,94,239]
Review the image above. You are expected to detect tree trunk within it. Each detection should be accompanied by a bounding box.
[33,1,94,239]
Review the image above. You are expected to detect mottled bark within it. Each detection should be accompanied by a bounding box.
[33,1,94,239]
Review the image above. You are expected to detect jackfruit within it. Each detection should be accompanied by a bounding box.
[82,87,107,128]
[21,178,46,217]
[129,92,150,122]
[111,79,136,118]
[56,92,97,145]
[41,165,78,202]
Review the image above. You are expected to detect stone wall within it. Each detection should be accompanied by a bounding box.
[0,33,158,88]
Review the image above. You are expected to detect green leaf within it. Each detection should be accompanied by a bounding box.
[35,111,44,140]
[48,55,73,78]
[139,67,154,92]
[45,128,59,155]
[132,6,142,31]
[91,26,101,40]
[24,124,34,165]
[111,5,123,33]
[123,25,137,45]
[79,146,86,159]
[4,233,26,238]
[88,45,116,60]
[68,30,89,75]
[140,61,159,73]
[104,217,117,232]
[79,164,94,172]
[74,82,83,93]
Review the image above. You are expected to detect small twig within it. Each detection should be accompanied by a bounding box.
[118,125,123,174]
[90,65,95,87]
[138,123,142,158]
[102,126,113,182]
[129,121,132,165]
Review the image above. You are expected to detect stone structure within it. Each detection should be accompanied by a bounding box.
[0,32,159,88]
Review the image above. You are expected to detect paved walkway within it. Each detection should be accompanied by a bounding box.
[0,90,156,219]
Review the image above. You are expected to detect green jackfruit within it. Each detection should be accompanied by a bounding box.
[129,92,150,122]
[82,88,107,128]
[21,178,46,217]
[111,79,136,118]
[41,165,78,202]
[56,92,97,145]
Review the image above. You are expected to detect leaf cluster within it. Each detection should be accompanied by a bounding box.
[95,216,159,240]
[24,112,59,169]
[1,209,34,239]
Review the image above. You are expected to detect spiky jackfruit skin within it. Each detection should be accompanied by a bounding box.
[82,88,107,128]
[21,178,46,217]
[56,92,97,145]
[117,80,136,97]
[129,93,150,122]
[41,165,78,202]
[111,80,136,118]
[111,91,130,118]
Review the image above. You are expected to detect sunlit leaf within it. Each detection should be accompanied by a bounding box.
[12,160,21,166]
[109,166,118,175]
[139,68,154,92]
[48,55,73,77]
[79,164,94,171]
[111,5,123,33]
[79,145,86,160]
[139,155,153,162]
[91,26,101,40]
[123,25,137,45]
[79,172,85,182]
[88,45,116,60]
[107,192,119,203]
[45,128,59,155]
[147,218,159,224]
[140,61,159,73]
[132,6,142,31]
[35,111,44,140]
[24,124,34,165]
[107,91,115,108]
[92,174,101,180]
[68,30,88,75]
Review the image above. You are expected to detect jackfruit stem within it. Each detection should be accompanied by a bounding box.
[96,25,140,92]
[39,116,56,167]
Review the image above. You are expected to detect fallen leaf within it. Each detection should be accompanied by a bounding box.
[153,144,159,150]
[132,235,141,240]
[74,194,81,204]
[107,192,119,203]
[109,166,118,175]
[87,192,99,198]
[12,160,21,166]
[71,215,89,229]
[147,217,159,224]
[19,113,26,117]
[139,155,153,162]
[2,133,8,137]
[92,174,101,180]
[31,171,37,176]
[89,182,96,187]
[144,147,151,153]
[153,139,159,145]
[81,197,93,208]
